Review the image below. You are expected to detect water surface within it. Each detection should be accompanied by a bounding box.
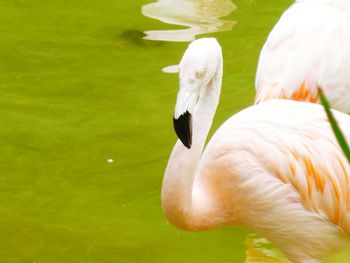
[1,0,350,262]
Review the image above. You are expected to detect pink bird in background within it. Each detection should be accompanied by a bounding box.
[255,0,350,113]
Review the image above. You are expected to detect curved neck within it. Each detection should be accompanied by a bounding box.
[162,64,222,230]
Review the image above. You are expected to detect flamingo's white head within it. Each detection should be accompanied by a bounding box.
[173,38,222,149]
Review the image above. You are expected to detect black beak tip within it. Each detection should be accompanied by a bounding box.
[173,111,192,149]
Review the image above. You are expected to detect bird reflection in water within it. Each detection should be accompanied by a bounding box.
[141,0,236,42]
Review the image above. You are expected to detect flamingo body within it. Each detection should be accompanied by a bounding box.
[198,99,350,262]
[255,0,350,112]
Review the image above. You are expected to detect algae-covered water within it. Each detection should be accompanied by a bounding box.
[1,0,350,262]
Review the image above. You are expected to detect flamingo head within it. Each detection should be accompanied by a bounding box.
[173,38,222,149]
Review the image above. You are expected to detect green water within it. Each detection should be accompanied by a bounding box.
[1,0,350,262]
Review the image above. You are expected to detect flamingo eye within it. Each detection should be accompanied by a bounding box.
[196,70,206,79]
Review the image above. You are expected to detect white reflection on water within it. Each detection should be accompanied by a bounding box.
[141,0,236,42]
[162,64,179,73]
[244,235,289,263]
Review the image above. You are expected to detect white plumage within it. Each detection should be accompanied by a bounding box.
[163,38,350,263]
[255,0,350,112]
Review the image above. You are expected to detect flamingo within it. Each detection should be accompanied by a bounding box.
[255,0,350,112]
[163,38,350,263]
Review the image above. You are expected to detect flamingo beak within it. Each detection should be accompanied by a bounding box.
[173,111,192,149]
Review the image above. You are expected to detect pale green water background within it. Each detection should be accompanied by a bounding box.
[1,0,350,262]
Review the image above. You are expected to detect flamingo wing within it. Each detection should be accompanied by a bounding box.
[270,127,350,235]
[248,100,350,234]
